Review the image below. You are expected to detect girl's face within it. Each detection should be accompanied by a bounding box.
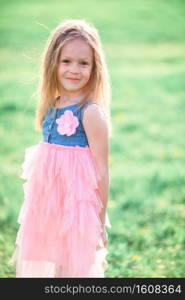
[57,39,94,96]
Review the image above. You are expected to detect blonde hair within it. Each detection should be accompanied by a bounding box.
[34,19,112,135]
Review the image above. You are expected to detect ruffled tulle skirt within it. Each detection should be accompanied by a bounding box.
[9,141,111,277]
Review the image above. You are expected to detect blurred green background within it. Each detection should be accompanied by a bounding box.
[0,0,185,278]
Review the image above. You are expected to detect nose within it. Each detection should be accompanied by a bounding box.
[69,63,80,74]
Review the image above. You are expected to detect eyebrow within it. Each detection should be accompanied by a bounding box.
[62,56,90,60]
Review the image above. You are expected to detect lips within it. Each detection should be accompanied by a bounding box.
[67,78,80,81]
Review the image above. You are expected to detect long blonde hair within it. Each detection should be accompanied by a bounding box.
[34,19,112,135]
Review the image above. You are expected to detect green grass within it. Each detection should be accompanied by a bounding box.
[0,0,185,277]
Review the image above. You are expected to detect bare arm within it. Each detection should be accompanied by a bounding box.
[83,104,109,227]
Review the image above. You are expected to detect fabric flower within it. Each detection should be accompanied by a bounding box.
[56,110,79,136]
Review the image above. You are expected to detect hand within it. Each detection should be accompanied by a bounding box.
[96,226,108,251]
[102,226,108,248]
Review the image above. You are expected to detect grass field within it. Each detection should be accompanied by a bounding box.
[0,0,185,277]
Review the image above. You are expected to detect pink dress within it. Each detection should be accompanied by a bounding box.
[10,101,111,277]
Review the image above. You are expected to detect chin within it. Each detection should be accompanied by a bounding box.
[62,84,86,92]
[64,86,82,91]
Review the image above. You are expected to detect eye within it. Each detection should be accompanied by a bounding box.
[62,59,70,63]
[80,61,88,65]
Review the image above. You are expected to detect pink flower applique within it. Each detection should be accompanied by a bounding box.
[56,110,79,136]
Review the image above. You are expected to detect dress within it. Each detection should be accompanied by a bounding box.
[10,100,111,278]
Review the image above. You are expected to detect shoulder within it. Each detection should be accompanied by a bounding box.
[83,102,108,134]
[82,102,109,158]
[83,102,107,122]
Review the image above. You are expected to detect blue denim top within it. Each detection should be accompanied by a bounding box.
[42,100,96,147]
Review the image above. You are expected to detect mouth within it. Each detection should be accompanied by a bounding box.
[67,78,80,81]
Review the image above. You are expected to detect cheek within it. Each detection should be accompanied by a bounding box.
[57,65,66,76]
[84,67,92,80]
[57,66,61,77]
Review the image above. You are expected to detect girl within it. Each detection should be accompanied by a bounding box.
[10,19,112,278]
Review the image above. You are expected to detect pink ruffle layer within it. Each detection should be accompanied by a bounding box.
[10,141,111,277]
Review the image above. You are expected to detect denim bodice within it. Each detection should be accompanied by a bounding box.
[42,100,96,147]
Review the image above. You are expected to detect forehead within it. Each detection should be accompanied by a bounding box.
[60,39,93,60]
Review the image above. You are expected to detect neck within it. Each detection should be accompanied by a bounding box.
[58,91,85,103]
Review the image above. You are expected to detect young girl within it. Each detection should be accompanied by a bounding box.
[10,19,112,278]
